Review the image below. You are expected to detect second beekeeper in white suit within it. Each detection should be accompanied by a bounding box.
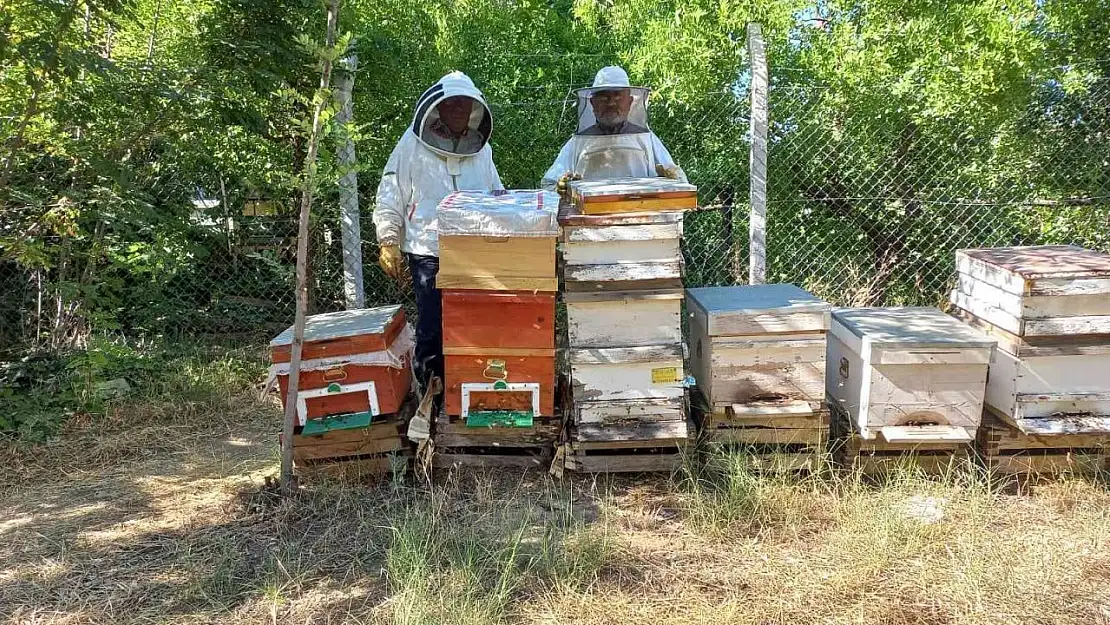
[541,65,687,193]
[373,71,503,392]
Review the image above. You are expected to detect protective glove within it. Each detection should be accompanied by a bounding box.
[556,172,582,199]
[656,163,680,180]
[378,244,406,281]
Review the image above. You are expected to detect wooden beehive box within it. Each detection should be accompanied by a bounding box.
[569,177,697,215]
[559,190,687,292]
[436,190,559,291]
[564,289,686,425]
[982,346,1110,429]
[951,245,1110,337]
[827,307,995,442]
[270,306,411,426]
[569,344,686,408]
[687,284,831,411]
[441,289,556,418]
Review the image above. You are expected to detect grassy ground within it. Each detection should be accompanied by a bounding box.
[2,356,1110,624]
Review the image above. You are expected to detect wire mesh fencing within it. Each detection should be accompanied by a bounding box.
[2,68,1108,351]
[764,74,1110,308]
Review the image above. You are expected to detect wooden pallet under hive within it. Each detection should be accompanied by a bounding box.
[829,403,976,476]
[431,410,562,470]
[976,409,1110,476]
[287,405,414,480]
[562,419,691,473]
[691,390,829,472]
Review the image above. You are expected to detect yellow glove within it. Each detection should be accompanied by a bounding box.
[656,163,680,180]
[378,244,406,281]
[556,172,582,198]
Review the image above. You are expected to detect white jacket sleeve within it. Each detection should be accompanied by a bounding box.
[651,134,689,183]
[484,145,505,190]
[373,139,409,246]
[540,139,575,190]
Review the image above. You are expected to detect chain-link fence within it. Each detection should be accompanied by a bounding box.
[2,65,1108,351]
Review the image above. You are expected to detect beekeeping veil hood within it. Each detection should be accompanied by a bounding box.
[575,66,650,136]
[412,71,493,157]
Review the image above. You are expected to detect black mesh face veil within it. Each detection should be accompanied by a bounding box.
[575,85,650,136]
[411,73,494,157]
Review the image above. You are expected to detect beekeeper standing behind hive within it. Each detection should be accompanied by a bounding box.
[373,71,504,392]
[541,65,688,194]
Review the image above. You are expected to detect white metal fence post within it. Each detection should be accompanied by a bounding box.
[335,53,365,309]
[748,23,769,285]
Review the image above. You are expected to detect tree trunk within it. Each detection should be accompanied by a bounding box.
[281,0,342,496]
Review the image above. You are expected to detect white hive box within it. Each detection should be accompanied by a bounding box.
[950,245,1110,434]
[951,245,1110,337]
[687,284,831,411]
[559,179,692,292]
[827,307,995,442]
[565,288,686,424]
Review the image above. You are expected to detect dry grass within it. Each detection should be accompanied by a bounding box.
[2,384,1110,625]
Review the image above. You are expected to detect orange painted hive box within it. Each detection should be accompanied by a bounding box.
[442,289,556,418]
[569,177,697,215]
[270,305,412,425]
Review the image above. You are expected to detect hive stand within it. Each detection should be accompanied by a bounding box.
[690,388,829,473]
[829,400,976,477]
[287,396,415,480]
[976,409,1110,477]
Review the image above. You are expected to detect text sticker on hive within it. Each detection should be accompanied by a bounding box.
[651,367,680,384]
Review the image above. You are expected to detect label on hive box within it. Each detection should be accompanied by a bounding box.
[651,366,681,384]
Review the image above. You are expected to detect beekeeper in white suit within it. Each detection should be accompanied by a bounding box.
[374,71,504,391]
[541,65,687,194]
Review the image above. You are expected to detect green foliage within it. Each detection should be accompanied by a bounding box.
[1,0,1108,356]
[0,337,263,440]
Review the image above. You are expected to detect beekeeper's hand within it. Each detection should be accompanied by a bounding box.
[556,172,582,198]
[378,244,406,281]
[656,163,680,180]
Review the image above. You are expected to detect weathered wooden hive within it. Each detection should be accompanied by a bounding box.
[827,307,995,474]
[559,178,696,473]
[950,245,1110,474]
[687,284,832,471]
[434,190,562,469]
[269,305,414,476]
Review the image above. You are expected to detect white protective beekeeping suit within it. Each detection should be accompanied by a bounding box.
[374,72,504,257]
[541,66,687,189]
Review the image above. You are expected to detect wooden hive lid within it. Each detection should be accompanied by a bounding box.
[557,196,687,227]
[958,245,1110,281]
[569,177,697,201]
[831,307,995,351]
[687,284,831,336]
[687,284,830,316]
[270,305,406,362]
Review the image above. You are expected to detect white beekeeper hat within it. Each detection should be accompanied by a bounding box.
[574,65,650,135]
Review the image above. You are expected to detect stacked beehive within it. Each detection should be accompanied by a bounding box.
[950,245,1110,475]
[559,177,698,473]
[687,285,832,472]
[826,307,995,475]
[434,190,562,469]
[270,305,414,478]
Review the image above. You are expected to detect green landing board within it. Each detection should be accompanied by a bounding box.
[465,410,534,428]
[302,411,374,436]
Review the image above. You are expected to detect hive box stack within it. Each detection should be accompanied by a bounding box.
[687,285,832,472]
[559,177,697,473]
[950,245,1110,475]
[434,190,562,469]
[826,307,995,475]
[270,306,414,478]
